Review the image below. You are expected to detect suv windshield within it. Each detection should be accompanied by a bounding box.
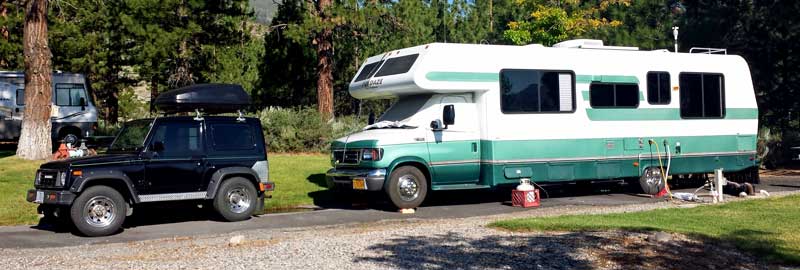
[108,119,154,152]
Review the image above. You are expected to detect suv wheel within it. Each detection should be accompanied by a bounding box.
[70,186,127,237]
[386,166,428,209]
[213,177,257,221]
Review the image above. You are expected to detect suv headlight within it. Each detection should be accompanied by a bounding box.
[361,148,383,161]
[56,171,67,187]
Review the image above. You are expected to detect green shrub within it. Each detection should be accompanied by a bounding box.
[256,107,365,153]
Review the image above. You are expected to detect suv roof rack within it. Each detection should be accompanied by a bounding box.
[689,47,727,55]
[154,83,251,115]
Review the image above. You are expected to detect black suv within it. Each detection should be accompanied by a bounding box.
[25,84,274,236]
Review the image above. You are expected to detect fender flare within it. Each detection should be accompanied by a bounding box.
[206,167,260,199]
[386,156,433,188]
[70,170,140,204]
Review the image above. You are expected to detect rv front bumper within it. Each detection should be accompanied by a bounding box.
[325,168,386,191]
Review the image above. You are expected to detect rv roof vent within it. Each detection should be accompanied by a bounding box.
[689,47,727,55]
[652,49,671,53]
[552,39,639,51]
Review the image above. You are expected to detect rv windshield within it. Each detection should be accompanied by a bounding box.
[377,94,431,124]
[108,119,154,152]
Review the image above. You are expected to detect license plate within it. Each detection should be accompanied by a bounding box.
[352,178,367,190]
[34,191,44,203]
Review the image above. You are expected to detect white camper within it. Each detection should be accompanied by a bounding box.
[0,71,98,144]
[326,40,759,209]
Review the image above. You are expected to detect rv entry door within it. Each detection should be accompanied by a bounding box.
[426,95,480,185]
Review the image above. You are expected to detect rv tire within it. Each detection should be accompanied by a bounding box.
[639,167,666,195]
[386,166,428,209]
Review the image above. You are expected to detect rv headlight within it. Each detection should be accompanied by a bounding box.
[361,148,383,161]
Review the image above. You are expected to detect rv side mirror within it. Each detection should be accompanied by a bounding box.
[430,119,444,131]
[443,104,455,127]
[79,97,86,111]
[368,111,376,125]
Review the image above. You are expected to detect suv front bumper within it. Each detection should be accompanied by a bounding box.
[26,189,76,205]
[325,168,386,191]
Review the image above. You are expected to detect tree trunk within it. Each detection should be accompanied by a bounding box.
[16,0,52,160]
[0,0,8,67]
[315,0,334,120]
[149,79,158,112]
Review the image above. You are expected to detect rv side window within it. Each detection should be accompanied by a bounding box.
[679,73,725,118]
[500,69,575,113]
[55,83,87,106]
[375,54,419,77]
[647,72,671,105]
[589,83,639,108]
[354,60,385,82]
[16,89,24,106]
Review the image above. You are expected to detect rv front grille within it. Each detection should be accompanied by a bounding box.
[333,149,361,165]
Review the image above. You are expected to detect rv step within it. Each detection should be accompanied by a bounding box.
[432,183,491,191]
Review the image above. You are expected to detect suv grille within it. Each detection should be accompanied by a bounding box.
[36,169,59,187]
[333,149,360,165]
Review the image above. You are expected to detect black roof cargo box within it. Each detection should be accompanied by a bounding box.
[154,83,251,114]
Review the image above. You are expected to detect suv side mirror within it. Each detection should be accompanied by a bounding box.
[368,111,376,125]
[151,141,165,152]
[79,97,86,111]
[443,104,455,127]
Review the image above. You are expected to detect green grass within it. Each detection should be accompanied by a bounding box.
[0,156,43,225]
[0,153,332,225]
[264,153,332,209]
[492,195,800,265]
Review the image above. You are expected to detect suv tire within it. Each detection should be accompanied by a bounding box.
[385,166,428,209]
[70,186,127,237]
[213,177,257,221]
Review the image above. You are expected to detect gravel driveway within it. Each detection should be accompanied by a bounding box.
[3,191,794,270]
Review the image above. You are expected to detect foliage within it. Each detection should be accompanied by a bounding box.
[256,106,365,153]
[503,1,628,46]
[117,88,150,122]
[492,194,800,264]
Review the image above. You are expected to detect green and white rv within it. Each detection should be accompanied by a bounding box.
[325,39,759,209]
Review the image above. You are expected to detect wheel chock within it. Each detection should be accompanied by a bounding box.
[399,208,416,214]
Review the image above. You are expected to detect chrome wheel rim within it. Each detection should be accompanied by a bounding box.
[397,175,419,202]
[227,187,251,214]
[84,196,116,228]
[645,168,663,187]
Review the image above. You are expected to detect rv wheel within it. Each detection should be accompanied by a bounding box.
[386,166,428,209]
[639,167,666,195]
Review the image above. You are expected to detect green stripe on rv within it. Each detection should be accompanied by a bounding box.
[575,75,639,84]
[585,108,757,121]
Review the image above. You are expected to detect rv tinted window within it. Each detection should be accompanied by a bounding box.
[16,89,24,106]
[679,73,725,118]
[375,54,419,77]
[211,123,255,151]
[500,69,574,113]
[647,72,671,104]
[55,83,87,106]
[589,83,639,108]
[354,60,384,82]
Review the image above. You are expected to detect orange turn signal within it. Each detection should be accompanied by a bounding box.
[632,162,639,167]
[72,170,82,177]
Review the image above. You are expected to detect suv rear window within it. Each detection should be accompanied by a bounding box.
[210,123,255,151]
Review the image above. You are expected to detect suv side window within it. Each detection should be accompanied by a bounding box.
[150,121,202,158]
[209,122,255,151]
